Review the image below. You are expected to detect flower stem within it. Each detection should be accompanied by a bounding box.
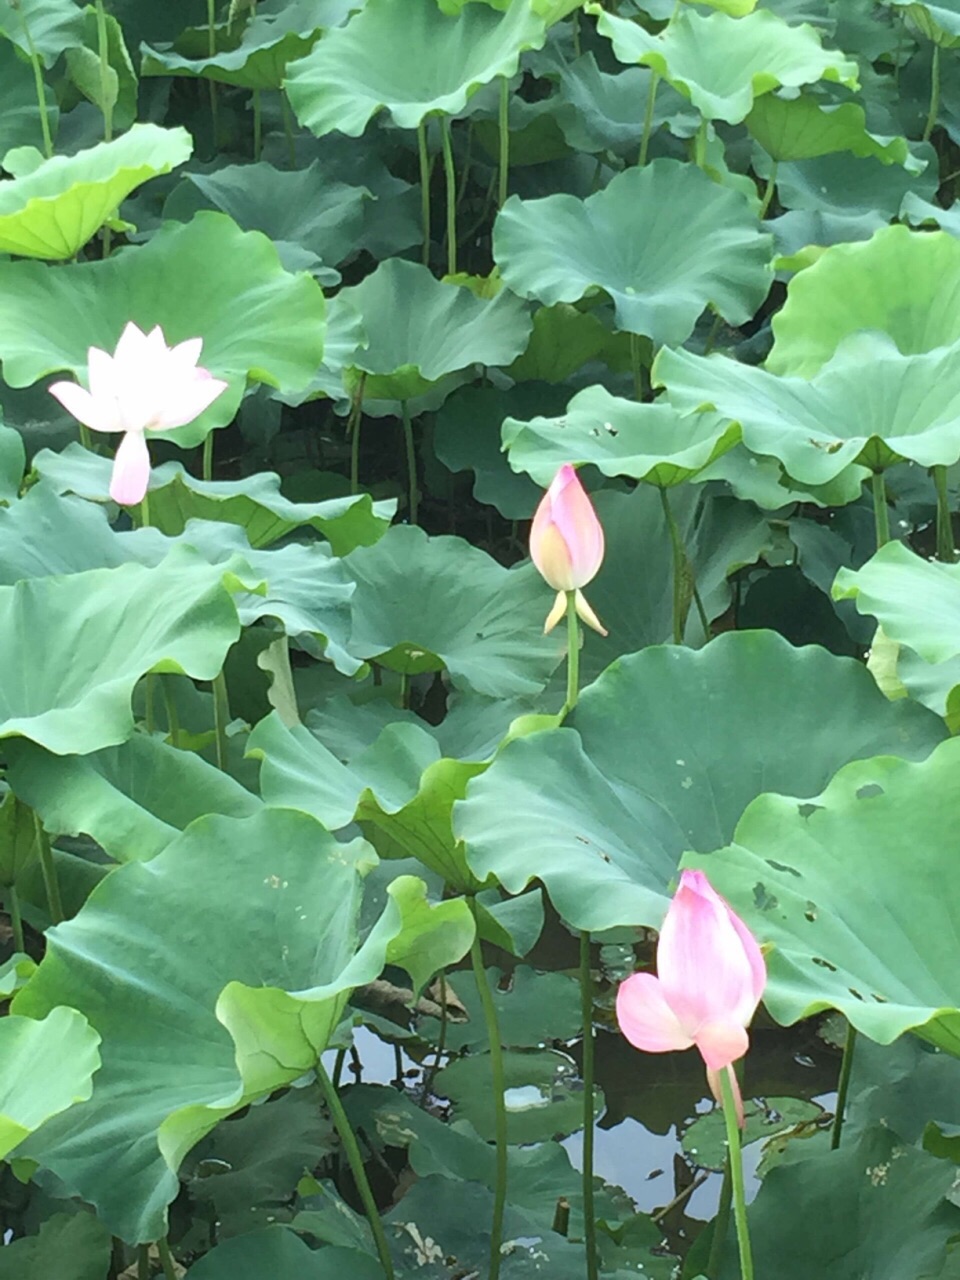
[440,114,457,275]
[498,76,510,208]
[318,1063,396,1279]
[348,374,366,495]
[6,885,24,954]
[706,1154,734,1277]
[206,0,220,147]
[468,922,507,1280]
[933,464,955,561]
[638,71,659,166]
[281,90,297,167]
[18,4,54,158]
[202,430,214,483]
[660,486,687,645]
[719,1067,754,1280]
[212,671,231,771]
[94,0,113,142]
[923,41,940,143]
[564,589,580,716]
[33,812,64,925]
[871,471,890,549]
[140,489,151,528]
[418,120,432,266]
[400,400,418,524]
[830,1023,857,1150]
[157,1239,178,1280]
[137,1244,150,1280]
[79,424,94,452]
[579,931,599,1280]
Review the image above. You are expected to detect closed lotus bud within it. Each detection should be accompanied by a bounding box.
[530,464,607,635]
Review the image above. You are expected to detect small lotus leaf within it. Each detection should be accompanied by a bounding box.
[0,0,85,68]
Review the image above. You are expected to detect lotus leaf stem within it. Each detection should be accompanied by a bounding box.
[830,1023,857,1150]
[706,1154,734,1277]
[418,121,432,266]
[94,1,113,142]
[630,333,644,401]
[660,486,710,644]
[758,163,777,219]
[719,1067,754,1280]
[639,72,659,166]
[137,1244,150,1280]
[79,424,94,452]
[206,0,220,147]
[161,675,181,749]
[252,88,262,160]
[934,465,956,561]
[33,812,64,926]
[871,471,890,549]
[400,399,418,524]
[202,430,214,483]
[423,971,448,1103]
[579,930,599,1280]
[468,922,508,1280]
[17,3,54,158]
[318,1061,397,1279]
[923,42,940,143]
[281,90,297,167]
[348,373,366,494]
[145,673,156,735]
[6,885,24,954]
[212,671,231,771]
[440,115,458,275]
[564,589,580,715]
[157,1239,178,1280]
[498,76,510,208]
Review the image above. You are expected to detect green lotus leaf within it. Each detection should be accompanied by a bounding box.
[746,91,916,165]
[13,809,473,1241]
[66,6,138,133]
[286,0,546,135]
[494,160,772,345]
[0,124,191,260]
[184,1227,379,1280]
[34,444,391,554]
[554,54,667,155]
[6,735,261,864]
[164,161,371,277]
[338,258,533,401]
[592,6,857,125]
[900,191,960,237]
[0,549,246,755]
[141,0,355,90]
[0,1007,101,1160]
[0,41,58,156]
[768,145,936,223]
[422,965,582,1052]
[436,0,581,16]
[342,524,562,697]
[502,385,740,487]
[885,0,960,45]
[455,630,945,931]
[507,302,633,384]
[768,225,960,377]
[0,0,85,68]
[0,212,326,448]
[697,443,869,511]
[656,334,960,483]
[0,421,24,504]
[833,539,960,664]
[684,737,960,1053]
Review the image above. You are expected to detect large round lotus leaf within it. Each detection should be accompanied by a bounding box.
[0,1007,101,1160]
[592,6,857,125]
[34,444,391,555]
[342,525,562,697]
[455,630,945,931]
[0,212,325,449]
[493,161,772,345]
[554,54,669,156]
[767,145,937,225]
[0,124,192,260]
[684,737,960,1054]
[746,91,917,166]
[833,539,960,664]
[184,1227,381,1280]
[768,225,960,377]
[502,385,740,488]
[141,0,353,90]
[285,0,547,135]
[0,41,58,156]
[656,334,960,482]
[0,0,85,68]
[6,735,261,863]
[337,258,533,401]
[13,809,473,1242]
[885,0,960,45]
[0,549,245,755]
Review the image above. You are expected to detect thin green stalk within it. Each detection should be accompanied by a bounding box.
[332,1048,346,1090]
[923,41,941,143]
[871,471,890,549]
[468,922,507,1280]
[33,813,64,925]
[706,1156,734,1278]
[161,675,181,749]
[934,464,955,561]
[137,1244,150,1280]
[206,0,220,146]
[79,424,94,451]
[140,489,151,528]
[202,430,214,483]
[400,400,418,524]
[348,374,366,495]
[758,162,777,219]
[417,121,432,266]
[423,971,448,1102]
[719,1068,753,1280]
[579,931,599,1280]
[694,117,708,169]
[498,76,510,208]
[572,6,581,56]
[440,115,458,275]
[564,589,580,716]
[630,333,644,401]
[94,0,113,253]
[830,1024,857,1150]
[212,671,231,771]
[145,672,156,734]
[638,71,659,166]
[704,311,723,356]
[157,1238,178,1280]
[281,90,297,167]
[398,671,410,711]
[318,1061,396,1280]
[252,88,262,160]
[18,4,54,158]
[6,885,24,954]
[660,486,688,645]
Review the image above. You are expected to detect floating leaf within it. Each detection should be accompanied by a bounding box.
[285,0,547,135]
[456,630,945,931]
[494,160,772,344]
[681,1096,823,1172]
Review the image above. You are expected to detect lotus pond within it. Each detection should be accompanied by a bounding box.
[3,0,960,1277]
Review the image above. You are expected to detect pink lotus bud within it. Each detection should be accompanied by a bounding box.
[530,464,607,635]
[49,321,228,507]
[615,869,766,1125]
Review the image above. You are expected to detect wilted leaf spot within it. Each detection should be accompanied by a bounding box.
[804,902,817,923]
[753,882,778,911]
[848,987,865,1001]
[856,783,884,800]
[766,859,801,877]
[797,803,822,819]
[812,957,837,972]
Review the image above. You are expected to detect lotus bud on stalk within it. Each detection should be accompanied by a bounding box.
[616,869,767,1126]
[49,321,228,507]
[529,463,607,635]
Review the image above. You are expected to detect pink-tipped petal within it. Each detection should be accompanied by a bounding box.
[547,465,604,586]
[574,589,607,636]
[694,1019,750,1072]
[616,972,695,1055]
[109,430,151,506]
[544,590,567,634]
[49,380,123,434]
[727,903,767,1007]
